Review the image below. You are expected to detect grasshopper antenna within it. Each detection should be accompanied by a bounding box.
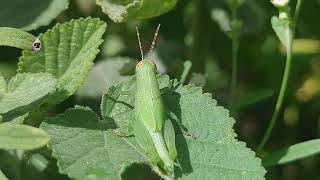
[147,24,161,58]
[136,26,144,61]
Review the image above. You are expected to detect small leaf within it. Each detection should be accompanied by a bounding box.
[96,0,177,23]
[0,27,38,50]
[18,17,107,105]
[271,16,291,48]
[40,106,148,180]
[262,139,320,167]
[0,123,49,150]
[76,57,132,98]
[0,0,69,31]
[0,73,56,115]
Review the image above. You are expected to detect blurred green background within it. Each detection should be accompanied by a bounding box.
[0,0,319,179]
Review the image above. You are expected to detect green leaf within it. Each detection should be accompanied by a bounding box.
[76,57,132,98]
[0,27,38,50]
[0,0,69,31]
[40,106,148,180]
[0,123,49,150]
[96,0,177,23]
[0,73,56,116]
[262,139,320,167]
[271,16,291,48]
[0,169,8,180]
[18,17,107,105]
[100,75,266,179]
[43,75,265,179]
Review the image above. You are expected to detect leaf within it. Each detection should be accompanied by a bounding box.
[0,73,56,115]
[76,57,132,98]
[100,75,266,179]
[0,27,38,50]
[262,139,320,167]
[271,16,291,48]
[0,123,49,150]
[0,0,69,31]
[42,75,265,179]
[0,169,8,180]
[18,17,107,105]
[40,106,148,180]
[96,0,177,23]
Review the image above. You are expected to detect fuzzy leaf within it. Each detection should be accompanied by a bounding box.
[262,139,320,167]
[18,17,107,105]
[100,75,266,179]
[42,75,265,179]
[0,0,69,31]
[0,123,49,150]
[0,73,56,118]
[40,106,148,180]
[96,0,177,23]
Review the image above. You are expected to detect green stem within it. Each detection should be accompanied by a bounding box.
[257,30,292,153]
[257,0,303,154]
[229,8,240,112]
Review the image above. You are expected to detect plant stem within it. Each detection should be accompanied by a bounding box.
[257,30,292,153]
[229,6,240,112]
[257,0,303,154]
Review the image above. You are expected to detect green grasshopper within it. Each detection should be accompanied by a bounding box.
[134,25,177,176]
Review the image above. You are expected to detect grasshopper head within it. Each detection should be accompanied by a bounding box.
[135,60,157,72]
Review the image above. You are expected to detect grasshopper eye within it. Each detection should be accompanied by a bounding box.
[135,60,144,71]
[32,38,41,51]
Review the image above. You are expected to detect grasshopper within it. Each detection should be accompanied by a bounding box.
[133,25,177,176]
